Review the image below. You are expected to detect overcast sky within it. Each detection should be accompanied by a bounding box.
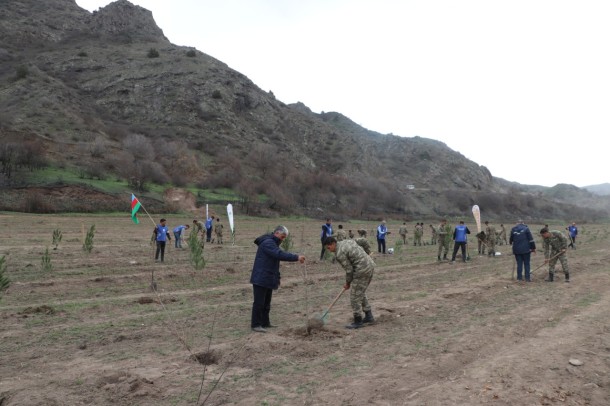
[76,0,609,187]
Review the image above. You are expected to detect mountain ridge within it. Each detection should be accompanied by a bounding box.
[0,0,608,221]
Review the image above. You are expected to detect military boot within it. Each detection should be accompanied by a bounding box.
[565,273,570,283]
[443,254,448,261]
[345,315,364,329]
[437,255,441,261]
[363,310,375,324]
[544,272,554,282]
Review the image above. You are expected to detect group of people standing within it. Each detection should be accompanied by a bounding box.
[252,221,375,333]
[247,216,577,335]
[150,215,226,262]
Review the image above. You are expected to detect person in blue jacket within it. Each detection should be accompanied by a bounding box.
[153,218,171,262]
[566,222,578,249]
[250,225,305,333]
[376,220,390,254]
[205,215,215,242]
[320,218,333,260]
[172,224,189,248]
[510,220,536,281]
[450,220,471,262]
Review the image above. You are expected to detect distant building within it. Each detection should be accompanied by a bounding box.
[406,184,415,190]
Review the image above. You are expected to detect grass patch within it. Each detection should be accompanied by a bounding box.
[576,292,601,307]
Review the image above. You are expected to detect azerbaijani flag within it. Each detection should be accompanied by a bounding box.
[131,194,142,224]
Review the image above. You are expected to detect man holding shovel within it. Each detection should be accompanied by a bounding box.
[540,227,570,282]
[324,236,375,329]
[250,225,305,333]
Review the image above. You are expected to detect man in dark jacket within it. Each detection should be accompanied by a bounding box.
[509,220,536,282]
[250,225,305,333]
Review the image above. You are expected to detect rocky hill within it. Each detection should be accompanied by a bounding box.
[1,0,608,221]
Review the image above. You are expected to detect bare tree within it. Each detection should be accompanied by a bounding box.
[247,144,276,177]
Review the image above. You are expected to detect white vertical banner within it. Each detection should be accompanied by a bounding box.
[472,205,481,234]
[206,204,209,220]
[227,203,235,245]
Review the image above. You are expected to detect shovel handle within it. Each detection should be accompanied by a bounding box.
[321,287,347,319]
[531,250,565,274]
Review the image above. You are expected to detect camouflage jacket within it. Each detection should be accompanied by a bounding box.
[334,229,348,241]
[335,239,375,284]
[194,221,205,233]
[437,223,452,242]
[214,223,224,234]
[398,226,408,236]
[485,225,496,241]
[543,231,568,257]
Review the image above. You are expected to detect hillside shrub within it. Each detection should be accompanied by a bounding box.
[186,49,196,57]
[147,48,159,58]
[14,65,28,80]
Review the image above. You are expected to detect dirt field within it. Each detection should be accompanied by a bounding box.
[1,213,609,406]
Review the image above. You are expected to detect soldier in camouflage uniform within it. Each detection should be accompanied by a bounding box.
[429,224,438,245]
[334,224,348,241]
[540,227,570,282]
[348,229,355,239]
[414,223,423,246]
[398,222,408,244]
[214,217,224,244]
[192,219,206,248]
[437,219,452,261]
[476,231,487,255]
[498,224,508,245]
[484,221,496,256]
[324,236,375,329]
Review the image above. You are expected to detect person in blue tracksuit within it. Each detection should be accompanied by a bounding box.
[451,220,471,263]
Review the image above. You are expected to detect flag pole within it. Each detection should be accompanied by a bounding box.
[135,196,158,227]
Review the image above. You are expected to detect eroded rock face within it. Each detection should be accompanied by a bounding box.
[87,0,168,43]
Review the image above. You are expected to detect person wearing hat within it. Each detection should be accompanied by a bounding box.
[376,220,390,254]
[509,220,536,281]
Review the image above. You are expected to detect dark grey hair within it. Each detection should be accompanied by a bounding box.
[273,225,289,236]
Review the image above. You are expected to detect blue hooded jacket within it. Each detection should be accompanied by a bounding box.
[250,233,299,289]
[510,223,536,255]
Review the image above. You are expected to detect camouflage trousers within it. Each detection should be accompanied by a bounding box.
[549,251,569,275]
[431,235,437,245]
[414,234,422,246]
[487,239,496,254]
[350,270,373,316]
[437,238,450,257]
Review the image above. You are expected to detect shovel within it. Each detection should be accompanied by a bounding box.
[307,287,347,331]
[530,251,565,275]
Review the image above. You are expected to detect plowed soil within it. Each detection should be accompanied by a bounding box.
[0,213,608,405]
